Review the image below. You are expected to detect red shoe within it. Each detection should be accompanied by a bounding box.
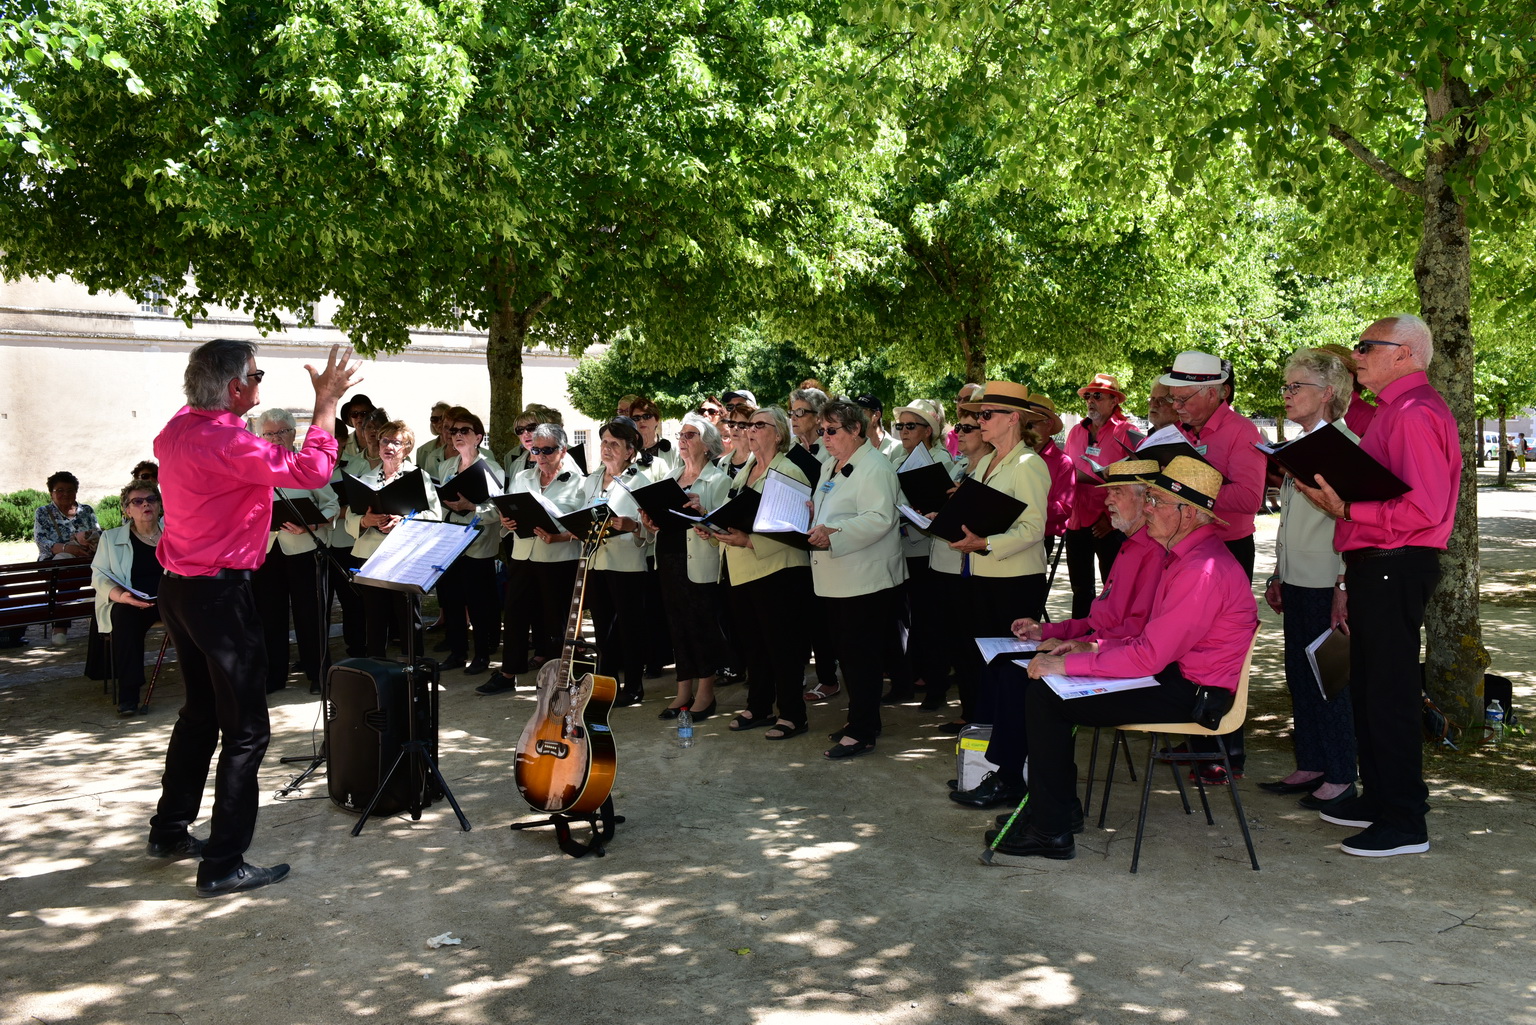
[1190,764,1243,786]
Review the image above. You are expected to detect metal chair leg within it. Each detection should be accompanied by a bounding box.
[1083,726,1103,826]
[142,632,170,711]
[1217,738,1260,870]
[1130,731,1159,873]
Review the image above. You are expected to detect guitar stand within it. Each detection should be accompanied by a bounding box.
[510,798,624,858]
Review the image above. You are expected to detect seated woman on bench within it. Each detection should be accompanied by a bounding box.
[91,479,165,715]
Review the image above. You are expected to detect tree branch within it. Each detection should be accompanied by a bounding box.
[1327,124,1424,197]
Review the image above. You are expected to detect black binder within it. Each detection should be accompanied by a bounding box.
[270,495,330,529]
[925,476,1027,544]
[435,459,503,505]
[489,492,566,539]
[899,462,957,514]
[627,477,692,527]
[340,469,430,518]
[1258,423,1409,502]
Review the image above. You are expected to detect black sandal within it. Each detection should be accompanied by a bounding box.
[729,712,773,731]
[764,721,808,740]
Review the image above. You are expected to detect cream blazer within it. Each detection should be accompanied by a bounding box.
[722,452,812,586]
[963,438,1050,578]
[583,462,653,573]
[504,466,585,564]
[809,443,907,598]
[437,455,504,560]
[343,461,443,560]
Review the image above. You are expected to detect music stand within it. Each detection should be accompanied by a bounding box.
[348,516,477,835]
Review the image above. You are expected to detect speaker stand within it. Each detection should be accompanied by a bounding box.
[510,797,624,858]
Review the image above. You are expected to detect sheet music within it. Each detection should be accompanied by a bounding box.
[98,568,153,601]
[355,516,478,593]
[1137,423,1187,451]
[756,468,813,533]
[897,504,935,530]
[899,443,933,472]
[975,636,1039,662]
[1042,673,1160,700]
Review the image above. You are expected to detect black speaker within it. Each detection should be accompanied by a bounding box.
[326,657,439,816]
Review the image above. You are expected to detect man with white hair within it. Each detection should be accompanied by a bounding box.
[1293,314,1460,858]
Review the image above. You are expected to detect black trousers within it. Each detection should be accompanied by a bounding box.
[360,583,422,661]
[327,547,366,658]
[149,574,270,883]
[437,555,500,661]
[730,565,812,725]
[819,587,900,743]
[885,557,927,697]
[1065,526,1124,621]
[959,573,1048,724]
[588,569,648,697]
[501,558,578,674]
[254,545,329,690]
[924,570,968,703]
[1347,547,1440,835]
[980,657,1032,785]
[658,552,728,682]
[1025,665,1205,834]
[108,602,160,708]
[1282,582,1356,783]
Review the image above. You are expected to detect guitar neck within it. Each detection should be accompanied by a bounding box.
[558,550,594,686]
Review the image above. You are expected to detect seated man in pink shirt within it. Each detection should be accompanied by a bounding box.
[994,456,1258,859]
[949,459,1165,810]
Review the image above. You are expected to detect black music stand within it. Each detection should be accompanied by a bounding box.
[349,516,476,835]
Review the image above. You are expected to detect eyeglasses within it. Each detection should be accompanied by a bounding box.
[126,496,161,507]
[1354,339,1404,354]
[379,437,406,449]
[447,425,476,436]
[678,430,701,442]
[744,422,774,432]
[631,412,657,422]
[955,423,981,434]
[893,422,928,432]
[429,415,444,425]
[244,370,266,385]
[515,424,538,434]
[977,408,1013,421]
[726,420,752,431]
[1280,382,1322,397]
[818,425,845,436]
[695,408,722,418]
[1081,391,1113,401]
[1169,391,1204,407]
[1148,395,1174,407]
[528,445,560,456]
[789,408,817,419]
[260,428,294,440]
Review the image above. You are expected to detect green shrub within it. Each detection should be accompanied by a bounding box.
[4,489,48,513]
[95,494,123,531]
[0,503,30,542]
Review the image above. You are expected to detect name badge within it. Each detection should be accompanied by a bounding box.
[1195,444,1208,456]
[820,479,836,494]
[1086,445,1101,457]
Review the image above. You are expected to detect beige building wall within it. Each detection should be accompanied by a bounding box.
[0,275,603,503]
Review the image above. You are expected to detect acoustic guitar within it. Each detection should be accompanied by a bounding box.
[514,508,619,815]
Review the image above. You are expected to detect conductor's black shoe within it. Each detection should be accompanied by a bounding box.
[994,806,1085,835]
[986,825,1076,860]
[948,771,1025,809]
[146,834,204,860]
[196,862,290,898]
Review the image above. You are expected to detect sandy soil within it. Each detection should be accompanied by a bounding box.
[2,476,1532,1025]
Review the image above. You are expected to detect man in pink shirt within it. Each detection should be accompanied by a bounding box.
[1294,314,1460,858]
[1062,374,1134,620]
[949,459,1165,811]
[147,339,360,897]
[989,457,1257,859]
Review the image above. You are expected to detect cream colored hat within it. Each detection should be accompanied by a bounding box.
[1095,458,1160,487]
[1145,455,1229,525]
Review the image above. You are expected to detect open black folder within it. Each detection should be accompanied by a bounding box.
[270,495,330,530]
[489,491,566,538]
[340,469,431,518]
[898,462,956,515]
[626,477,693,527]
[1257,423,1410,503]
[925,476,1027,544]
[677,487,761,534]
[436,458,503,505]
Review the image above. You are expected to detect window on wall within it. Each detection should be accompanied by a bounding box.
[139,277,170,315]
[572,430,589,448]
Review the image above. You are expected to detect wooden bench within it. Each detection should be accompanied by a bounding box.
[0,556,96,636]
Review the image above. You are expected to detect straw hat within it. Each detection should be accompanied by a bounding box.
[1145,455,1229,525]
[894,398,943,439]
[1095,458,1160,487]
[1315,343,1360,376]
[1076,373,1126,403]
[1023,393,1064,437]
[958,381,1047,421]
[1158,351,1228,387]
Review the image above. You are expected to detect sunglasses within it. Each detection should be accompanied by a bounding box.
[515,424,538,434]
[126,496,162,507]
[429,415,444,424]
[744,422,774,432]
[977,408,1013,421]
[245,370,267,385]
[631,412,657,422]
[447,425,477,436]
[1081,391,1113,401]
[893,422,928,432]
[818,425,845,436]
[1354,339,1404,354]
[955,423,982,434]
[528,445,560,456]
[789,408,817,419]
[678,430,701,441]
[695,408,722,417]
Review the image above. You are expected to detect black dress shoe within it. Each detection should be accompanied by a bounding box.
[438,656,466,672]
[949,771,1025,809]
[196,862,290,898]
[658,705,689,720]
[881,689,915,705]
[691,700,717,720]
[920,693,950,711]
[644,666,667,680]
[146,834,204,860]
[937,720,969,736]
[1298,783,1359,811]
[616,687,644,707]
[475,674,518,695]
[994,805,1085,835]
[986,825,1076,860]
[1259,778,1323,795]
[465,657,490,675]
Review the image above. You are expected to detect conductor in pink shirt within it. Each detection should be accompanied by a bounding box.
[146,339,361,897]
[1294,314,1460,858]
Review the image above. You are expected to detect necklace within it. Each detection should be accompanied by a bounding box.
[133,525,162,547]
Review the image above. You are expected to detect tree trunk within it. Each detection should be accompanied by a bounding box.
[1274,411,1287,443]
[1415,76,1489,731]
[1496,403,1508,487]
[1475,416,1485,467]
[486,268,527,459]
[957,314,986,383]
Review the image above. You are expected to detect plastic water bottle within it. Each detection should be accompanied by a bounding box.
[676,709,694,749]
[1484,700,1505,747]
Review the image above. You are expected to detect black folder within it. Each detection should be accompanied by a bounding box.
[628,477,692,528]
[697,488,761,534]
[435,458,503,505]
[340,469,430,518]
[899,461,957,514]
[490,492,566,538]
[567,442,589,475]
[1258,424,1410,503]
[785,444,823,481]
[559,503,631,540]
[1135,439,1206,469]
[270,495,330,530]
[925,476,1028,544]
